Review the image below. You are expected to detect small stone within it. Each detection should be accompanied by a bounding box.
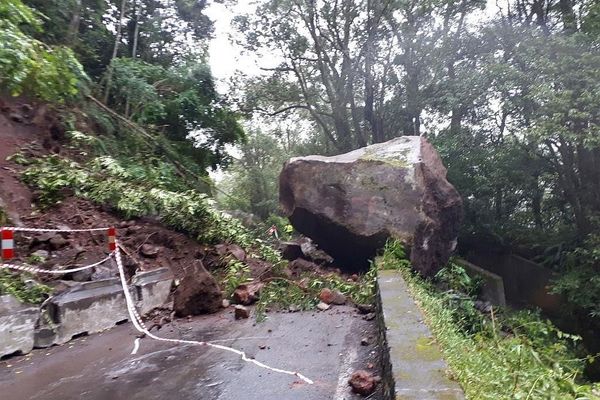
[350,274,359,282]
[288,304,300,313]
[234,305,249,319]
[222,299,231,308]
[316,301,331,311]
[319,288,346,305]
[49,235,68,250]
[348,370,380,395]
[319,288,334,304]
[356,303,375,314]
[367,362,374,369]
[258,344,267,350]
[232,285,251,305]
[228,244,246,262]
[363,312,376,321]
[71,269,93,282]
[232,282,262,305]
[331,290,346,305]
[140,244,160,259]
[360,337,370,346]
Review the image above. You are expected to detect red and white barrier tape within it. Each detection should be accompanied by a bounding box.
[2,227,110,233]
[1,226,117,259]
[0,252,114,274]
[113,242,314,385]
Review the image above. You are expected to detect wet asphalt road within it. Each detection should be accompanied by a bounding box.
[0,306,381,400]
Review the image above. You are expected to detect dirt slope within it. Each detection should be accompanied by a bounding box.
[0,97,221,283]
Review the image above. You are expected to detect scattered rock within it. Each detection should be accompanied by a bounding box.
[356,303,375,314]
[140,244,160,259]
[232,282,263,306]
[288,304,300,313]
[279,241,303,261]
[258,344,267,350]
[234,305,249,319]
[279,136,463,275]
[173,260,222,317]
[214,243,246,262]
[222,299,230,308]
[319,288,346,305]
[48,235,68,250]
[70,268,93,282]
[348,370,381,395]
[316,301,331,311]
[360,337,370,346]
[367,362,374,369]
[232,286,251,305]
[228,244,246,262]
[299,239,334,264]
[287,258,319,278]
[363,313,376,321]
[319,288,334,304]
[331,290,346,305]
[91,265,113,281]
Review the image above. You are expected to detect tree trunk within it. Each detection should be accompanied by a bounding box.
[103,0,129,104]
[66,0,82,45]
[559,0,577,33]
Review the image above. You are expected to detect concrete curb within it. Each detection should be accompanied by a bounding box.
[376,270,465,400]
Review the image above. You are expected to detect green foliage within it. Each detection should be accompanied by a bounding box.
[18,152,282,263]
[0,269,52,304]
[551,235,600,318]
[217,129,288,219]
[378,241,600,400]
[255,279,317,322]
[435,260,482,297]
[222,259,251,298]
[0,0,86,101]
[105,58,244,170]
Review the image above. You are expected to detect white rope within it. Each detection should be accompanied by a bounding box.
[0,252,115,274]
[2,226,109,233]
[113,242,314,385]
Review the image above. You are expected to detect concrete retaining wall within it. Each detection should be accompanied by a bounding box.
[456,258,506,306]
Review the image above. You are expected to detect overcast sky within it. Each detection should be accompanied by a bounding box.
[205,1,266,93]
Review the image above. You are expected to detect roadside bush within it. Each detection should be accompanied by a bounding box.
[378,240,600,400]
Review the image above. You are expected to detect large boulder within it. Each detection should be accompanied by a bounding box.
[279,136,462,276]
[173,261,222,316]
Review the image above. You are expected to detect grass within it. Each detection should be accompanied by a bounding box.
[254,264,378,322]
[0,270,53,305]
[378,240,600,400]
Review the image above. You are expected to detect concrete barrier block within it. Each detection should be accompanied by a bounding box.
[132,267,174,315]
[0,295,39,357]
[456,258,506,306]
[48,278,129,345]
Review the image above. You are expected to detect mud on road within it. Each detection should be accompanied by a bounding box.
[0,306,383,400]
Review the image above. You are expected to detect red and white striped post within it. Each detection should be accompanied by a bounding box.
[1,228,14,260]
[108,227,116,251]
